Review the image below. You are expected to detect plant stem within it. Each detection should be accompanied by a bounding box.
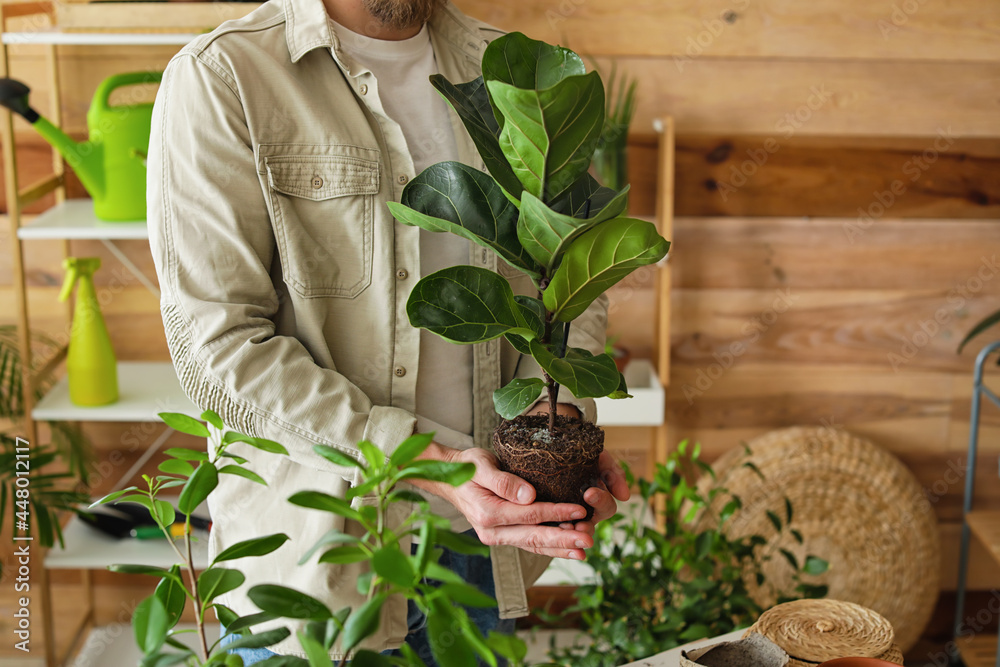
[186,519,209,661]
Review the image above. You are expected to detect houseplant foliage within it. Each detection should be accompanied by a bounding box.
[0,325,91,547]
[96,411,528,667]
[546,441,829,667]
[958,308,1000,361]
[386,32,669,514]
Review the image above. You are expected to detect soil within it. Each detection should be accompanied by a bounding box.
[492,414,605,523]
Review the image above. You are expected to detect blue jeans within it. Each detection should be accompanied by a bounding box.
[220,530,514,665]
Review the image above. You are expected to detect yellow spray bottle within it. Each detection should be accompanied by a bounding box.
[59,257,118,406]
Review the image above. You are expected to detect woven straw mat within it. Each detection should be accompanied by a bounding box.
[696,427,939,652]
[744,599,904,666]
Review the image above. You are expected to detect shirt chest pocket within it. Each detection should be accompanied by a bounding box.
[264,153,379,299]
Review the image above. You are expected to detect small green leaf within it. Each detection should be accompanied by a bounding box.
[396,460,476,486]
[426,599,476,667]
[803,555,830,576]
[695,531,714,559]
[134,594,170,653]
[357,440,384,470]
[372,545,416,587]
[218,628,291,652]
[791,528,804,544]
[221,432,289,456]
[213,603,239,628]
[153,499,176,528]
[743,461,765,480]
[201,410,224,430]
[297,529,359,565]
[436,530,490,557]
[158,412,209,437]
[109,563,178,579]
[89,487,138,507]
[492,378,545,420]
[154,566,187,629]
[248,584,332,621]
[766,510,782,532]
[438,582,497,608]
[287,491,362,522]
[486,632,528,663]
[178,462,218,515]
[348,650,392,667]
[389,432,434,468]
[341,593,386,654]
[218,464,267,486]
[516,190,625,270]
[296,630,334,667]
[213,533,289,565]
[158,459,194,477]
[424,562,465,585]
[317,545,369,565]
[197,568,245,605]
[312,444,362,469]
[163,448,209,462]
[796,583,830,599]
[784,496,794,525]
[222,611,276,634]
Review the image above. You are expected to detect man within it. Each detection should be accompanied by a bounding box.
[147,0,629,662]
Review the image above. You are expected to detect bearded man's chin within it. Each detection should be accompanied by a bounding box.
[362,0,443,31]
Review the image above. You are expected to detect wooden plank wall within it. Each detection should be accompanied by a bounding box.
[1,0,999,608]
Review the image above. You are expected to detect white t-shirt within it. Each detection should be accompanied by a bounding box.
[332,20,474,528]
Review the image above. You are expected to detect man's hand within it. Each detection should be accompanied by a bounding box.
[409,442,596,560]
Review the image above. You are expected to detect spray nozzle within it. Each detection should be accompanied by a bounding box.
[59,257,101,302]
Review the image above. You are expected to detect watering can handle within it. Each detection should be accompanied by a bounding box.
[93,71,163,115]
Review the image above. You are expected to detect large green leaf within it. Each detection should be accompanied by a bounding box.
[544,217,669,322]
[341,593,386,655]
[386,162,538,278]
[487,72,604,203]
[493,378,545,420]
[429,75,523,198]
[248,584,332,621]
[517,190,627,270]
[287,491,362,522]
[406,266,536,344]
[550,174,629,222]
[426,598,477,667]
[212,533,289,565]
[372,545,416,587]
[528,342,620,399]
[154,566,187,629]
[482,32,586,97]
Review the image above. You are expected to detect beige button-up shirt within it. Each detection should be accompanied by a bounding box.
[147,0,608,658]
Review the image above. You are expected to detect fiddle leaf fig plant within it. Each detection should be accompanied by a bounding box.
[386,32,669,432]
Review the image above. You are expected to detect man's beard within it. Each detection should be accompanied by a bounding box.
[362,0,443,31]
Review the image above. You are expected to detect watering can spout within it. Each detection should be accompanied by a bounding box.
[0,77,106,201]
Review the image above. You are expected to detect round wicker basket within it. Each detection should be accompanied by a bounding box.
[744,599,904,667]
[697,427,939,652]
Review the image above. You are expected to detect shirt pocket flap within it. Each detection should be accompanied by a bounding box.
[265,156,379,201]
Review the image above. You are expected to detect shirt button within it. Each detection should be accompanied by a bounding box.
[396,268,408,280]
[397,174,408,185]
[394,366,406,377]
[359,83,368,95]
[311,176,323,189]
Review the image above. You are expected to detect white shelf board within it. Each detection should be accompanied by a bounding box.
[595,359,665,426]
[17,199,148,240]
[47,501,210,571]
[2,29,197,46]
[32,361,199,422]
[68,623,219,667]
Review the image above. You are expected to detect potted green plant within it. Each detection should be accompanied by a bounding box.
[386,32,669,517]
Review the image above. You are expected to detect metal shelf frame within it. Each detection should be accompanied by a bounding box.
[952,340,1000,667]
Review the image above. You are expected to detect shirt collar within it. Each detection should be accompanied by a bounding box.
[283,0,485,65]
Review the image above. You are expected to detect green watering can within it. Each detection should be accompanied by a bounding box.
[0,71,162,222]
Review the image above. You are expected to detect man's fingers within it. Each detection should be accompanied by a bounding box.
[584,485,618,524]
[474,460,536,505]
[598,451,631,502]
[479,499,587,528]
[482,524,593,553]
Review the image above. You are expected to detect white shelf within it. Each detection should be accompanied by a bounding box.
[595,359,665,426]
[46,517,210,571]
[68,623,218,667]
[2,29,197,46]
[32,361,199,422]
[17,199,147,240]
